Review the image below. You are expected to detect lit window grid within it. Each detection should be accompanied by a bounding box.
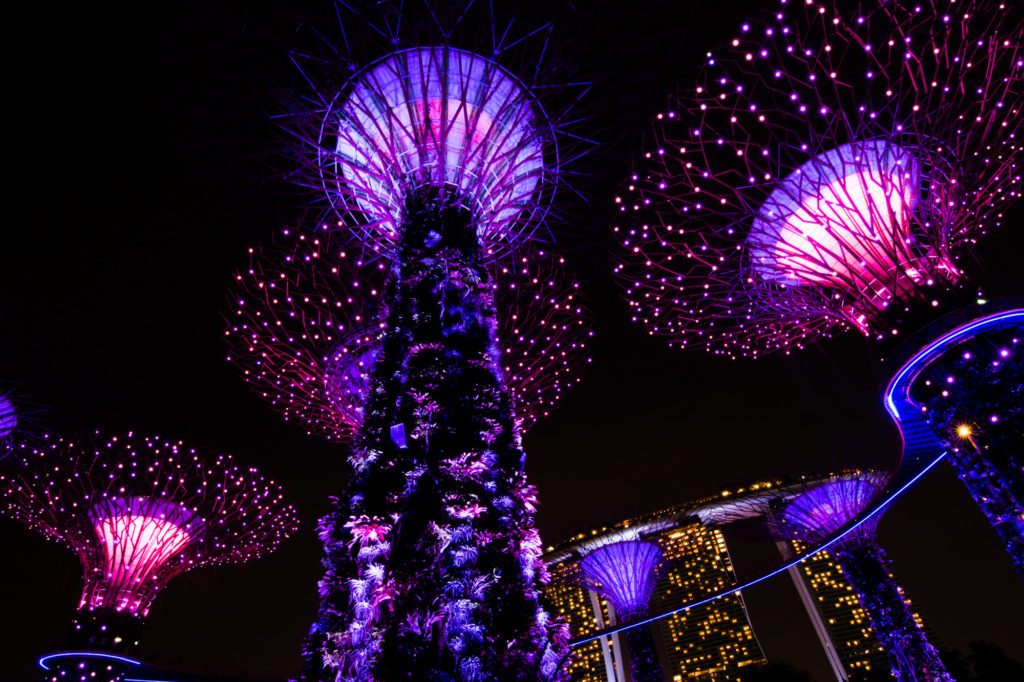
[790,540,938,678]
[546,561,617,681]
[650,521,766,681]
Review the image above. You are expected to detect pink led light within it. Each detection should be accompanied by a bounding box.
[226,231,592,439]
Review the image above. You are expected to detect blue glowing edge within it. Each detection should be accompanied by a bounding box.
[884,309,1024,419]
[38,651,141,670]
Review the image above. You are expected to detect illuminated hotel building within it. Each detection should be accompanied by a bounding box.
[543,477,939,682]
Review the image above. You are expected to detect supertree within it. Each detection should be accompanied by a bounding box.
[225,227,591,443]
[772,471,952,682]
[613,0,1024,572]
[0,431,299,682]
[577,538,666,682]
[261,3,589,680]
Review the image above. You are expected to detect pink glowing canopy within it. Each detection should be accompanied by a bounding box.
[579,540,664,620]
[0,432,299,619]
[612,0,1021,356]
[86,498,195,615]
[323,46,547,244]
[745,139,959,320]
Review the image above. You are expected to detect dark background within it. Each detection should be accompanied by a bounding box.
[2,1,1021,680]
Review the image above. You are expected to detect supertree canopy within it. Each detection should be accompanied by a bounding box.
[774,471,953,682]
[578,539,666,682]
[225,227,592,442]
[0,393,16,439]
[615,0,1022,353]
[579,540,663,622]
[270,3,588,680]
[0,386,42,463]
[321,45,550,253]
[0,431,299,665]
[0,391,17,458]
[612,0,1024,574]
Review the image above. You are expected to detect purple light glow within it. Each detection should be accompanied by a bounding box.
[781,473,888,545]
[323,46,548,246]
[579,541,664,620]
[324,336,379,427]
[0,394,16,438]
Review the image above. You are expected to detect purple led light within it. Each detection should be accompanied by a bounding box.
[746,140,960,332]
[323,46,547,246]
[325,338,378,424]
[579,541,664,620]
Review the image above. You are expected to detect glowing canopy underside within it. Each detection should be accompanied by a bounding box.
[86,498,195,615]
[781,473,888,545]
[327,46,547,243]
[579,540,664,620]
[748,140,944,311]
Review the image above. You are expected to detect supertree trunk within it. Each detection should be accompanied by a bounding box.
[834,545,953,682]
[310,189,566,682]
[624,626,662,682]
[943,449,1024,575]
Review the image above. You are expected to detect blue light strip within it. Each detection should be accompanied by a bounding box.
[38,651,141,671]
[571,451,947,647]
[884,309,1024,418]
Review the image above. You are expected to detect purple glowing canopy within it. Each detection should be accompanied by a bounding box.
[323,46,548,246]
[781,472,889,546]
[0,394,16,438]
[579,540,664,620]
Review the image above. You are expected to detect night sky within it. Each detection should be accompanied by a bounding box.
[2,1,1022,681]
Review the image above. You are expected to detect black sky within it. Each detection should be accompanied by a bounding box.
[2,1,1022,680]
